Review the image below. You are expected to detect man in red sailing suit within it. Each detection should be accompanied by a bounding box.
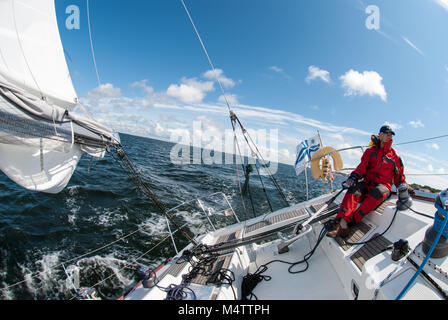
[327,125,410,238]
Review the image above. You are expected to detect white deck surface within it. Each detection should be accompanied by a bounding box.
[124,192,447,300]
[249,234,348,299]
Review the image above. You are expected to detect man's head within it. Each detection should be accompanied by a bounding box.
[379,125,395,136]
[379,125,394,144]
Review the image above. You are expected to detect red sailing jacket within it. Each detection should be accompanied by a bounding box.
[352,136,407,191]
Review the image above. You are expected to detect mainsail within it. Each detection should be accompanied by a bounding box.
[0,0,119,194]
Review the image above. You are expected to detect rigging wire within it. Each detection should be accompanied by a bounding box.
[180,0,289,209]
[0,220,189,298]
[253,162,274,212]
[86,0,102,88]
[233,115,290,206]
[109,146,198,246]
[69,224,188,300]
[232,122,250,220]
[180,0,232,112]
[395,134,448,147]
[6,0,447,300]
[181,0,264,218]
[0,226,145,294]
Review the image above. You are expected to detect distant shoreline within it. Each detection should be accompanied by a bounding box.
[410,183,441,195]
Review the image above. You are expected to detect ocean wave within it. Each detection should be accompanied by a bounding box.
[0,133,344,299]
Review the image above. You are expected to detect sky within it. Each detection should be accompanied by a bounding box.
[55,0,448,189]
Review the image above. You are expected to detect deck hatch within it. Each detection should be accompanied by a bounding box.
[245,207,310,233]
[214,230,240,245]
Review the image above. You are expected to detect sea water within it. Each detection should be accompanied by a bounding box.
[0,133,341,300]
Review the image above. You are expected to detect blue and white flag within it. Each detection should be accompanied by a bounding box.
[295,135,321,175]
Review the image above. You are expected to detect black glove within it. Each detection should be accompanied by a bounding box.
[346,173,359,187]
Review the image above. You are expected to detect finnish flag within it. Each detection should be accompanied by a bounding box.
[294,135,321,176]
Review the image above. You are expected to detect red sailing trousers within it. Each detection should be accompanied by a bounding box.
[336,182,390,224]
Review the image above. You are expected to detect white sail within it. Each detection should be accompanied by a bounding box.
[0,142,83,194]
[0,0,119,193]
[0,0,77,110]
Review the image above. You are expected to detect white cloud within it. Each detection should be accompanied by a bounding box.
[269,66,283,73]
[328,133,345,142]
[218,94,238,105]
[402,36,424,56]
[166,69,239,104]
[268,65,292,80]
[85,83,122,99]
[166,84,206,104]
[166,77,214,104]
[131,79,154,95]
[427,143,440,150]
[202,69,236,89]
[339,69,387,102]
[435,0,448,11]
[232,104,371,136]
[306,65,330,83]
[182,77,215,92]
[383,121,402,130]
[408,120,424,128]
[76,76,448,190]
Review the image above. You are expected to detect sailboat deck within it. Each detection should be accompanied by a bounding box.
[247,234,348,299]
[124,192,446,300]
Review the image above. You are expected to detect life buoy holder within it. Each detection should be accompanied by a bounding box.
[310,146,343,180]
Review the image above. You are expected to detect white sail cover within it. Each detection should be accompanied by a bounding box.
[0,0,118,194]
[0,0,77,110]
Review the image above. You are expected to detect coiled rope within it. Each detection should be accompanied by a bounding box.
[154,243,237,300]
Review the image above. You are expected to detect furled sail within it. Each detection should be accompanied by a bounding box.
[0,0,120,194]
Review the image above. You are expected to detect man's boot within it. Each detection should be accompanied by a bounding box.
[327,219,350,238]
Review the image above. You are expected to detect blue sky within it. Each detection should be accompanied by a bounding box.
[55,0,448,189]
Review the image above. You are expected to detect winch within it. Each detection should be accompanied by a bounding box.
[422,189,448,258]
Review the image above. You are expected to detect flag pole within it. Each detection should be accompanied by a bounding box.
[304,158,309,200]
[317,130,323,147]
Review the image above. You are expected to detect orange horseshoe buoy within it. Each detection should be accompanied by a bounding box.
[310,146,343,180]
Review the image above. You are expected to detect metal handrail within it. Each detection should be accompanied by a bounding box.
[163,192,240,252]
